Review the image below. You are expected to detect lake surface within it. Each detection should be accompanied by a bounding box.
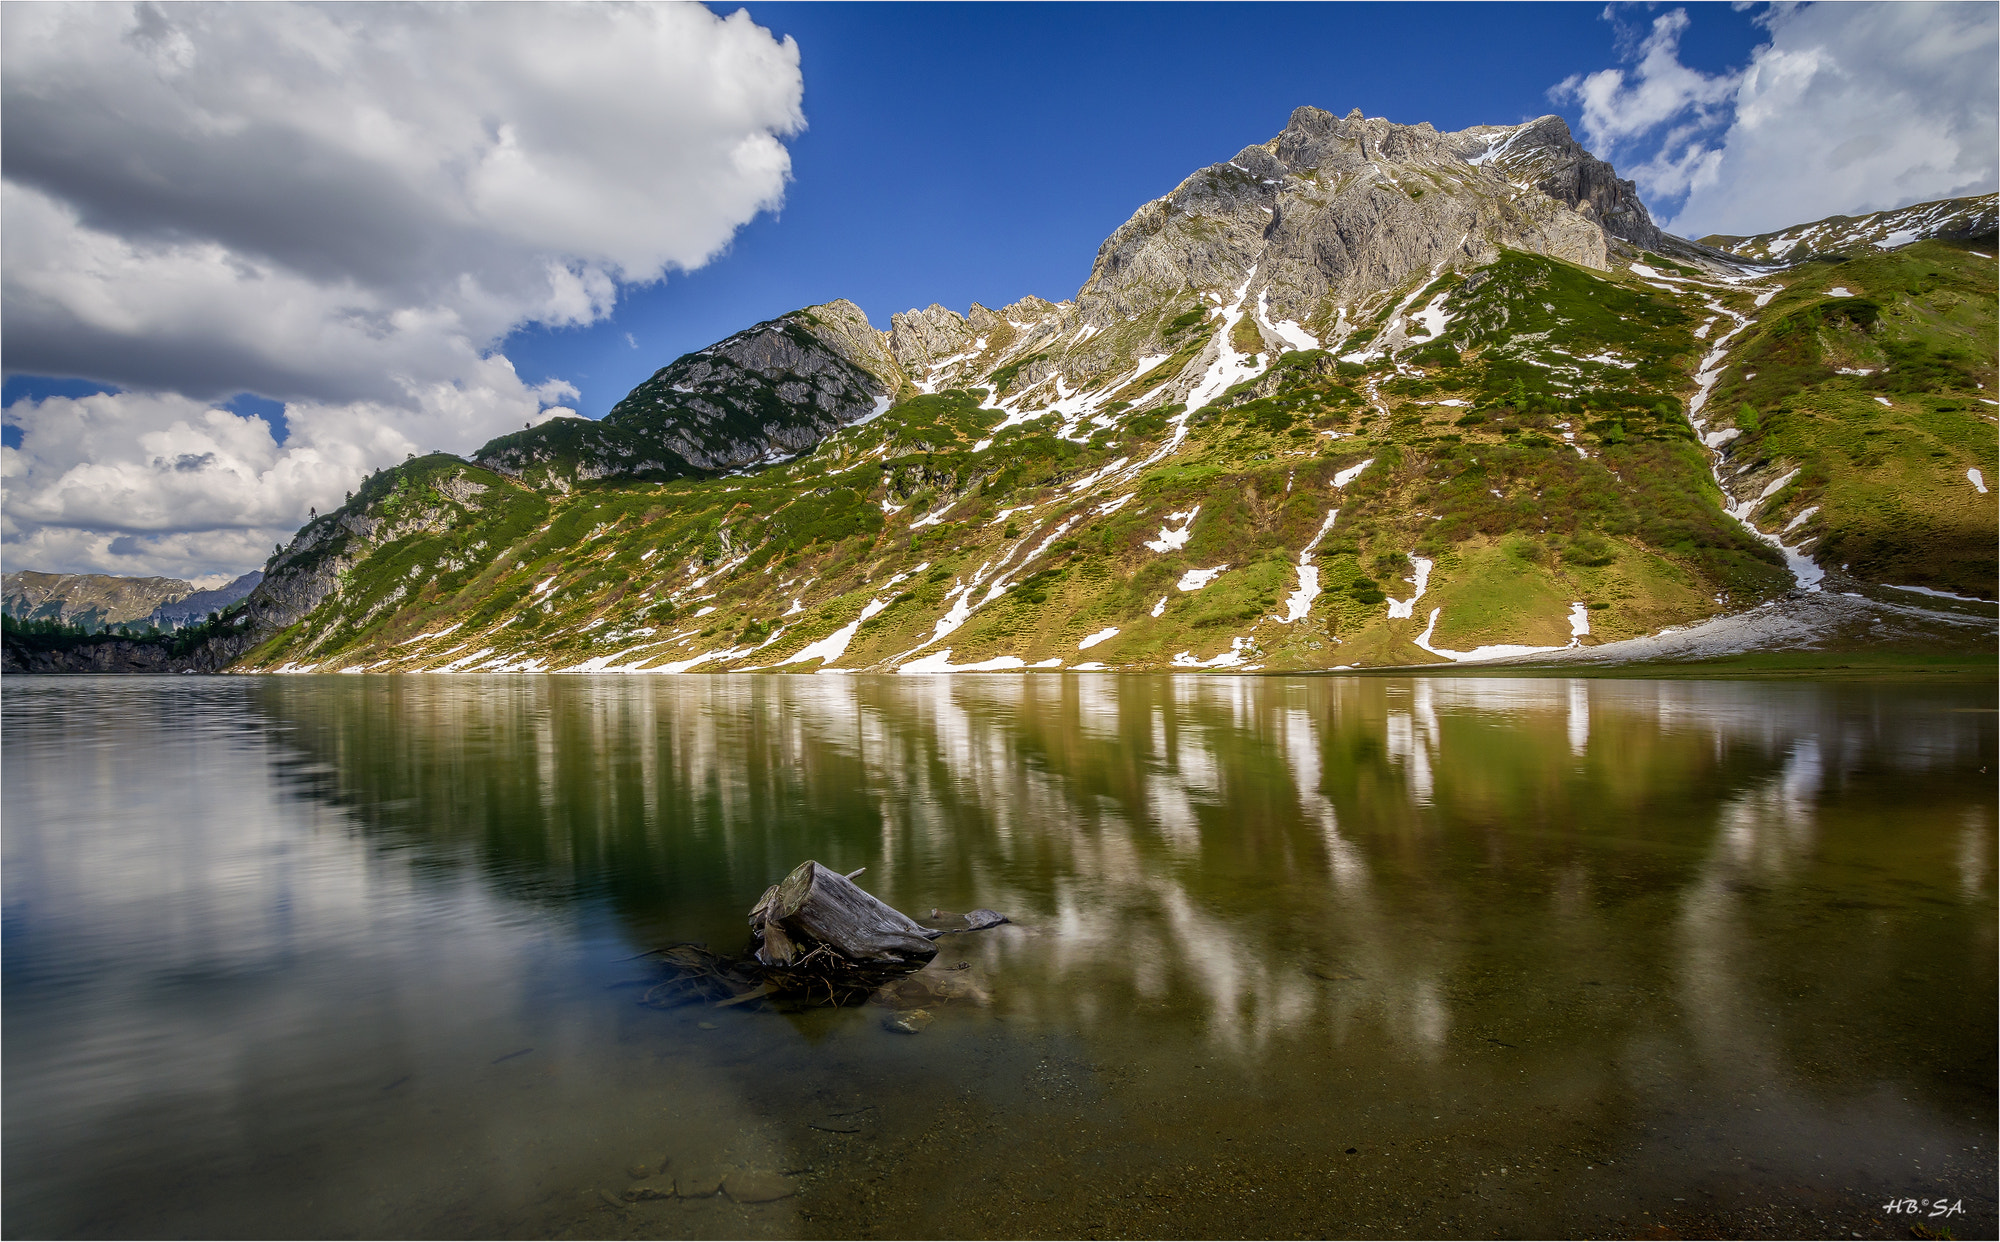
[3,673,1993,1239]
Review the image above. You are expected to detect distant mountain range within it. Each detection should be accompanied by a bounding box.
[2,570,262,632]
[17,106,1996,675]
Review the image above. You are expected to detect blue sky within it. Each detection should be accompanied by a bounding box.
[4,2,1991,580]
[499,2,1771,420]
[5,2,1772,421]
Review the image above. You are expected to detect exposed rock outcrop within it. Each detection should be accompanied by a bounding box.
[240,456,527,648]
[1446,114,1665,251]
[1076,108,1615,339]
[888,303,975,374]
[474,300,906,484]
[895,106,1699,403]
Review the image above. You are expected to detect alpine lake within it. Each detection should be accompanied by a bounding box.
[3,672,1993,1240]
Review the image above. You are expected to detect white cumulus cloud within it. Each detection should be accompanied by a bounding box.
[1,1,804,579]
[1552,3,1998,240]
[1555,9,1738,152]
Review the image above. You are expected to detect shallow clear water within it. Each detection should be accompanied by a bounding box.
[3,673,1993,1239]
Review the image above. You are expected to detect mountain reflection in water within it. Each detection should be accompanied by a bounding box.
[3,673,1992,1239]
[253,675,1992,1052]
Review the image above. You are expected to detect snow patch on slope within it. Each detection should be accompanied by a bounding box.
[1385,555,1433,619]
[898,649,1028,674]
[1145,506,1200,553]
[1276,508,1342,623]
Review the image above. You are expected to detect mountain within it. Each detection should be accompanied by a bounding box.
[2,571,194,631]
[1700,196,2000,264]
[147,571,263,629]
[465,299,906,490]
[1,568,265,634]
[185,109,1997,675]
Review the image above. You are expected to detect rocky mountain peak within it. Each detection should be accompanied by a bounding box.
[871,103,1752,421]
[593,302,900,467]
[888,303,974,373]
[794,298,908,393]
[447,103,1712,499]
[1047,106,1623,382]
[1448,115,1665,251]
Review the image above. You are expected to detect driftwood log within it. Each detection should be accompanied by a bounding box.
[749,861,939,988]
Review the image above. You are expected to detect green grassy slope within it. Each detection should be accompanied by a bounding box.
[246,245,1878,675]
[235,185,1998,677]
[1702,238,1998,597]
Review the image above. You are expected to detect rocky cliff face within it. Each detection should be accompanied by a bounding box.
[887,303,976,373]
[601,300,901,467]
[1084,108,1612,319]
[1445,114,1666,251]
[241,454,541,650]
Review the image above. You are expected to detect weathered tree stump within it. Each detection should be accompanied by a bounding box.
[638,863,1008,1013]
[749,861,939,988]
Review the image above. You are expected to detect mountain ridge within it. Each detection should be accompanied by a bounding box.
[1,570,194,631]
[26,107,1994,676]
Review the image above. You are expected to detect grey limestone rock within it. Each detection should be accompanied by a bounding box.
[797,297,908,393]
[1447,114,1665,251]
[597,302,901,472]
[238,460,505,650]
[468,300,907,485]
[919,105,1709,414]
[1075,107,1615,346]
[888,303,974,373]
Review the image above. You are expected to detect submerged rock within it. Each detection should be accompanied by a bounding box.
[872,958,991,1009]
[622,1177,675,1202]
[724,1169,795,1203]
[674,1167,725,1198]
